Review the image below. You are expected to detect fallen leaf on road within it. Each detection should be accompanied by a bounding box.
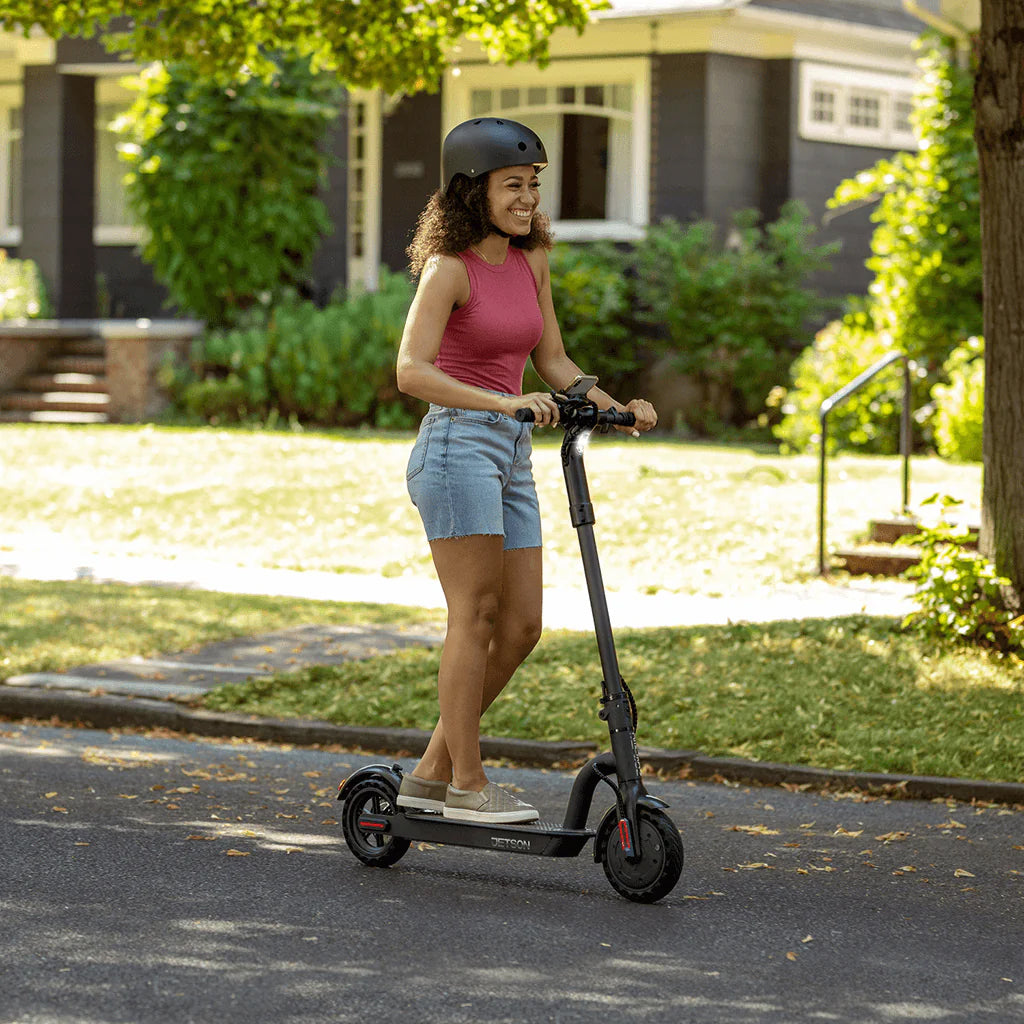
[954,868,975,878]
[737,862,773,870]
[51,807,68,813]
[44,792,57,799]
[729,825,780,836]
[225,850,250,857]
[801,935,813,944]
[187,834,216,841]
[875,831,910,843]
[834,827,863,837]
[786,952,798,961]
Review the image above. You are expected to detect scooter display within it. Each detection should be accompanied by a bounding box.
[337,378,683,903]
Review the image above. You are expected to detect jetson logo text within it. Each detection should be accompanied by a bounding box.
[491,836,531,851]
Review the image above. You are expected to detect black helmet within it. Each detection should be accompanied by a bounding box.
[441,117,548,192]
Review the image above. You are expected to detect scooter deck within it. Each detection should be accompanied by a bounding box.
[368,809,595,858]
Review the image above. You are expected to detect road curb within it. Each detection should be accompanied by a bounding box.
[2,686,1022,806]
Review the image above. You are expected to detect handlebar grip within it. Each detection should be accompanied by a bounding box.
[514,408,535,422]
[600,409,636,427]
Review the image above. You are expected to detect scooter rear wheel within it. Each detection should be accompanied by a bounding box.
[341,777,411,867]
[598,807,683,903]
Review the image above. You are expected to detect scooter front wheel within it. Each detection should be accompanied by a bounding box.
[597,807,683,903]
[341,776,410,867]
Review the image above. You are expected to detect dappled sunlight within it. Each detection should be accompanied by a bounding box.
[0,427,983,596]
[0,736,178,765]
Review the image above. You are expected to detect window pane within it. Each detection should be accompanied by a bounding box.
[893,95,913,135]
[559,113,608,220]
[611,84,632,112]
[95,103,133,228]
[583,85,604,107]
[848,91,882,129]
[557,86,576,105]
[500,88,520,109]
[471,89,492,116]
[527,87,548,107]
[811,87,836,124]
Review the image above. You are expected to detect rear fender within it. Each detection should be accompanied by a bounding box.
[337,763,403,801]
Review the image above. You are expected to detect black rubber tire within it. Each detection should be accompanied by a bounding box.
[599,807,684,903]
[341,777,411,868]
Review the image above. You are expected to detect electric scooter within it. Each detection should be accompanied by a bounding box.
[337,376,683,903]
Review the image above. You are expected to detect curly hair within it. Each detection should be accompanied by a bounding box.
[406,172,553,277]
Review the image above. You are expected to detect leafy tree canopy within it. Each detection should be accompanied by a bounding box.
[827,35,981,370]
[1,0,606,92]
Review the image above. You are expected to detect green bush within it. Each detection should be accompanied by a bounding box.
[536,242,642,395]
[770,303,923,455]
[902,495,1023,652]
[116,57,342,327]
[169,268,417,427]
[0,250,50,319]
[632,201,838,431]
[932,335,983,463]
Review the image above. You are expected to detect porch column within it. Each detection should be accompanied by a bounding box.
[21,66,96,317]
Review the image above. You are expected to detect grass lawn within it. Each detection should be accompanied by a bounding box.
[3,423,1015,784]
[204,616,1024,783]
[0,422,982,596]
[0,577,440,680]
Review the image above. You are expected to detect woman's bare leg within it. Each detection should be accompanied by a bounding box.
[413,542,544,791]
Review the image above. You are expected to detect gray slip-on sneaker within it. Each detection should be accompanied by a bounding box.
[397,774,449,812]
[443,782,540,824]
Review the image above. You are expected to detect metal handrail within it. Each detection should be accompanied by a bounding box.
[817,351,914,575]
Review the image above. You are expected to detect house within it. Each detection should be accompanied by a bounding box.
[1,0,956,321]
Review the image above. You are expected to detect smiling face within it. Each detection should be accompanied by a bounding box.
[486,164,541,236]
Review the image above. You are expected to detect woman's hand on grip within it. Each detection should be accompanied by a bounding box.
[504,392,560,426]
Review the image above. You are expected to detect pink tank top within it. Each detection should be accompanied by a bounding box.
[434,246,544,396]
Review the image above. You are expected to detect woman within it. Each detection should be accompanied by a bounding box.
[395,117,657,824]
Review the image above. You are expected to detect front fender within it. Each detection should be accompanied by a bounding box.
[337,763,403,801]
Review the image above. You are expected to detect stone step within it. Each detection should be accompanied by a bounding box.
[835,545,921,576]
[2,390,110,413]
[869,516,980,545]
[24,372,108,394]
[45,354,106,376]
[63,337,106,356]
[0,409,109,424]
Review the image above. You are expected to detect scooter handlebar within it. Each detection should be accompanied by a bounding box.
[515,406,636,427]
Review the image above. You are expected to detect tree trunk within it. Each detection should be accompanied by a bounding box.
[975,1,1024,613]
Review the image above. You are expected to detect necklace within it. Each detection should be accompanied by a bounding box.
[470,242,504,266]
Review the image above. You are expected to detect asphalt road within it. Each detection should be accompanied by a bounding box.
[1,722,1021,1024]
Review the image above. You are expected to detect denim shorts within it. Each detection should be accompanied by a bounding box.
[406,402,542,550]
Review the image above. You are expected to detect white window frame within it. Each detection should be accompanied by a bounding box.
[94,74,143,246]
[443,58,650,242]
[0,82,22,247]
[346,88,383,292]
[799,62,916,150]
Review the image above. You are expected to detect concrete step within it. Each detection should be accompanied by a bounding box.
[44,355,106,376]
[24,372,108,394]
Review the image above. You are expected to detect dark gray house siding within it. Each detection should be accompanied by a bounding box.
[650,50,907,302]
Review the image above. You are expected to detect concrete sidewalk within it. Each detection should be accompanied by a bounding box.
[0,544,917,630]
[6,546,1022,805]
